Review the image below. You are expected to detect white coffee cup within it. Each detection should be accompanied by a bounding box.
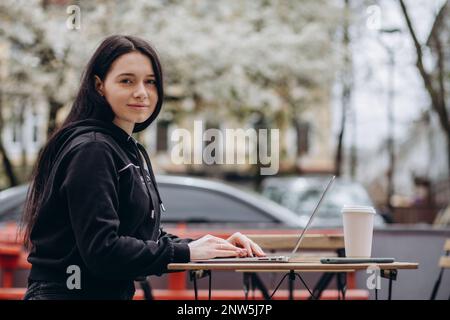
[342,205,376,258]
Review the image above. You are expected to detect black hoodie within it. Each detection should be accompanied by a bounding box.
[27,119,192,299]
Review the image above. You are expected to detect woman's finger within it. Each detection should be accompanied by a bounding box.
[214,249,244,258]
[216,241,243,252]
[250,241,266,256]
[215,236,238,246]
[241,239,253,257]
[234,235,255,257]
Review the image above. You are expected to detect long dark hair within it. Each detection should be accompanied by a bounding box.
[20,35,165,250]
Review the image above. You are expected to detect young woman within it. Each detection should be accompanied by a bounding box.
[21,35,265,300]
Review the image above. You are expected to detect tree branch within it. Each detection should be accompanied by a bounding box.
[399,0,450,134]
[429,2,448,111]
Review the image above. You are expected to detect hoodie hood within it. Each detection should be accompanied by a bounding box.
[53,119,134,149]
[49,119,165,213]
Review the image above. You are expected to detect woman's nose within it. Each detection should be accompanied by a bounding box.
[133,83,148,100]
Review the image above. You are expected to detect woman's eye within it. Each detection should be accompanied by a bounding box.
[120,79,156,85]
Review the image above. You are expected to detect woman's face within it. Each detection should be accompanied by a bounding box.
[95,51,158,135]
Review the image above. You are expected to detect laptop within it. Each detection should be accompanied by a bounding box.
[193,175,336,263]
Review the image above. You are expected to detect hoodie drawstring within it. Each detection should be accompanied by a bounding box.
[128,137,165,218]
[136,143,166,212]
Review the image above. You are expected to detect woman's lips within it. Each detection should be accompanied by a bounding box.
[127,104,147,108]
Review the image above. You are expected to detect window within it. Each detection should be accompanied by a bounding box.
[12,121,20,143]
[156,120,170,152]
[11,102,24,145]
[295,120,310,156]
[32,111,39,143]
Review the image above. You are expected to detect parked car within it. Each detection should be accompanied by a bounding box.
[0,175,304,229]
[261,175,386,228]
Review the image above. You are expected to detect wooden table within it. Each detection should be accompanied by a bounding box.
[168,260,419,300]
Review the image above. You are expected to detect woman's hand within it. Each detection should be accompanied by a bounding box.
[188,234,248,260]
[226,232,266,257]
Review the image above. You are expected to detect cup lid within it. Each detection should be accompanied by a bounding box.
[341,205,376,214]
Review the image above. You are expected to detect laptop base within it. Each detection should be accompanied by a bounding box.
[192,256,291,263]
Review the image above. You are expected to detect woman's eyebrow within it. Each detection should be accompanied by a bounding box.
[116,73,155,77]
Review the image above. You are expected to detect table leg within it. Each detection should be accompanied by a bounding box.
[243,273,250,300]
[208,271,212,300]
[337,274,341,300]
[189,270,212,300]
[388,277,392,301]
[270,271,315,300]
[269,273,290,300]
[337,273,346,300]
[289,271,295,300]
[336,248,346,300]
[251,273,271,300]
[343,273,347,300]
[190,271,198,300]
[381,269,397,300]
[310,272,334,300]
[294,273,315,300]
[250,273,254,299]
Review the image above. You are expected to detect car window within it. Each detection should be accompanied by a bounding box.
[0,204,24,223]
[159,184,276,223]
[0,194,27,223]
[263,181,373,218]
[262,186,284,204]
[291,185,372,217]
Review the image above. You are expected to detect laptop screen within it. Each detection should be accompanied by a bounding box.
[289,175,336,255]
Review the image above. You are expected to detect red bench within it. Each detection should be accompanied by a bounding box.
[0,287,369,300]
